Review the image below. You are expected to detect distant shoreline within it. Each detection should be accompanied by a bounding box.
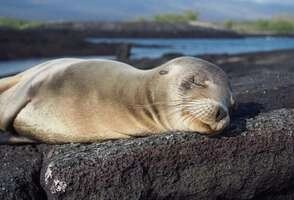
[128,48,294,69]
[1,48,294,79]
[2,21,294,38]
[1,22,294,61]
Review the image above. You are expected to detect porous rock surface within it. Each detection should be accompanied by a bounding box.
[1,50,294,200]
[0,145,46,200]
[41,108,294,200]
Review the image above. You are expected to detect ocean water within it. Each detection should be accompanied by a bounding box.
[1,37,294,76]
[0,56,114,77]
[88,37,294,58]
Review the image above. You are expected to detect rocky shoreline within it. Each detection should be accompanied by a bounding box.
[0,28,132,60]
[0,49,294,199]
[1,22,294,61]
[38,21,242,38]
[0,21,242,61]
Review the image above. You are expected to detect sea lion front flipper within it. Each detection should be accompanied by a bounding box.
[0,72,38,131]
[0,75,22,94]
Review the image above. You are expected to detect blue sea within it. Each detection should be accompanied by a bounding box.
[88,37,294,58]
[1,37,294,76]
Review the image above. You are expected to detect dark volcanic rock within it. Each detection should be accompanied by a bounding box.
[0,21,241,60]
[40,108,294,200]
[40,21,242,39]
[0,29,129,60]
[0,145,47,200]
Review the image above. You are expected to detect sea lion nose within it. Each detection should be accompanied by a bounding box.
[215,106,227,122]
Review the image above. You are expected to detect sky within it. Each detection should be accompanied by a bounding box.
[0,0,294,22]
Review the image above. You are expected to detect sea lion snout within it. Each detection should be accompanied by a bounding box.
[195,100,230,133]
[215,105,228,122]
[179,97,231,135]
[208,103,230,133]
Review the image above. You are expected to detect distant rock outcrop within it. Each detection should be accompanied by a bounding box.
[40,21,242,38]
[0,29,128,60]
[0,21,241,60]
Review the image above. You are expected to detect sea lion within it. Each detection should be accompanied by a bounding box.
[0,57,234,144]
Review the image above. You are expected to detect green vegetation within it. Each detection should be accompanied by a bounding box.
[137,10,198,23]
[223,20,234,29]
[0,17,42,29]
[223,16,294,34]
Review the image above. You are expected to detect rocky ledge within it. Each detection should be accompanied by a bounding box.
[1,50,294,200]
[41,108,294,200]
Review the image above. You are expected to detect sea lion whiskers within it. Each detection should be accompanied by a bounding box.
[165,98,210,120]
[188,109,214,123]
[166,105,186,118]
[182,113,198,128]
[180,109,209,132]
[184,108,208,123]
[187,102,216,118]
[166,103,207,128]
[179,99,218,127]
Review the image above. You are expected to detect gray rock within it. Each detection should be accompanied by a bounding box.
[40,108,294,200]
[0,145,47,200]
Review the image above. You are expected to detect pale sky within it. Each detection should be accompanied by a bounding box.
[0,0,293,21]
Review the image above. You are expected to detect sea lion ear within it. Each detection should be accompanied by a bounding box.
[159,70,169,75]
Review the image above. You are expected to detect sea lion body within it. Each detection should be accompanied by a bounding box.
[0,57,234,144]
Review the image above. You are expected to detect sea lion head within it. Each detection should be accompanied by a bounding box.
[160,57,235,135]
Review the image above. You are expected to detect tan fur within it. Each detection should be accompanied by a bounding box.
[0,57,234,144]
[0,75,22,93]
